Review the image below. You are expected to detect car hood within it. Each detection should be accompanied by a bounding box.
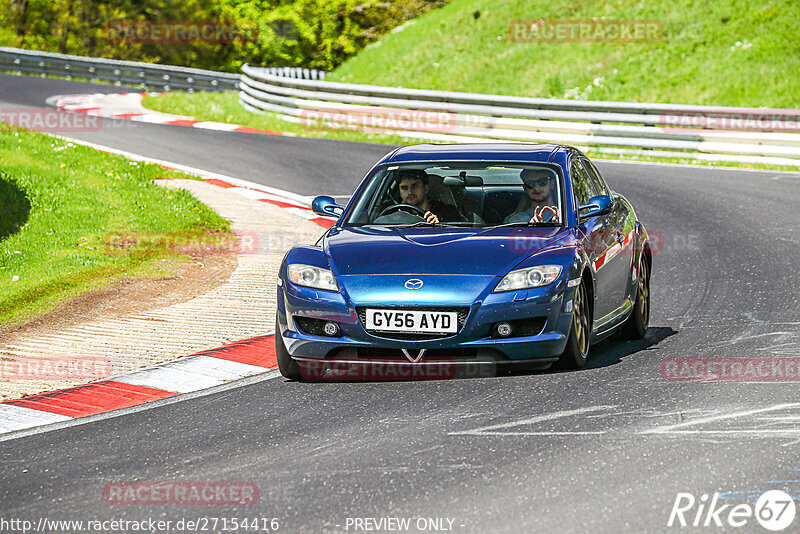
[325,226,571,276]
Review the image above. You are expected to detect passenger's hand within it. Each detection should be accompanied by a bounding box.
[530,205,559,223]
[424,211,440,224]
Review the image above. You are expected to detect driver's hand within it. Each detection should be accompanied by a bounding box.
[424,211,440,224]
[530,205,559,223]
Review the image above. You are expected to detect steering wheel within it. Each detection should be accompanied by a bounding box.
[377,203,426,219]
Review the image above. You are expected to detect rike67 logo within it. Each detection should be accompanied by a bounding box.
[669,490,796,530]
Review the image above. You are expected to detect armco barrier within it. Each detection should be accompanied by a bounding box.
[239,64,800,166]
[0,48,328,91]
[0,47,238,92]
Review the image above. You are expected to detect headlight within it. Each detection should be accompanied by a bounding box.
[494,265,562,292]
[287,264,339,291]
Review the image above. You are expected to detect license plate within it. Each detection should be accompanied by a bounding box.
[365,309,458,334]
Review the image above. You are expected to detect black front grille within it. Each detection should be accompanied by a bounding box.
[356,306,470,340]
[355,347,478,360]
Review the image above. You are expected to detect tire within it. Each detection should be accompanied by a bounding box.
[276,318,302,380]
[557,281,591,369]
[620,256,650,340]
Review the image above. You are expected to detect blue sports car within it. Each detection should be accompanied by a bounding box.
[276,144,651,380]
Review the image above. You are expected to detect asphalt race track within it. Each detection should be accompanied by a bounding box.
[2,74,800,532]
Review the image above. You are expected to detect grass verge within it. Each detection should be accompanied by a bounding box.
[0,123,230,327]
[330,0,800,108]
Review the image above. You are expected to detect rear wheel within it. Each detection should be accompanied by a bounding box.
[620,257,650,340]
[276,318,302,380]
[557,281,590,369]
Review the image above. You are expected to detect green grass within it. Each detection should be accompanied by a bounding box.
[330,0,799,108]
[0,124,230,327]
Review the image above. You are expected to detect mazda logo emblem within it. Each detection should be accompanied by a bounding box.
[404,279,423,290]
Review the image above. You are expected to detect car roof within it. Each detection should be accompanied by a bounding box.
[380,143,568,165]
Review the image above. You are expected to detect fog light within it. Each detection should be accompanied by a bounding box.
[496,322,512,337]
[323,322,340,336]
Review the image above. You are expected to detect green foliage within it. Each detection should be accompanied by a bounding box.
[216,0,446,71]
[0,0,447,72]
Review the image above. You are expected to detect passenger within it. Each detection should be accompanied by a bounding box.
[395,169,462,224]
[504,168,560,223]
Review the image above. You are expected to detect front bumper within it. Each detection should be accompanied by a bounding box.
[277,275,576,364]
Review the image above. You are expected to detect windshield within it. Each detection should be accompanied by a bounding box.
[343,162,564,227]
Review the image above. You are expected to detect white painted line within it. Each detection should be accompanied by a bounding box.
[49,134,314,205]
[449,405,616,436]
[229,187,278,201]
[83,108,130,118]
[111,355,270,393]
[455,431,605,436]
[114,366,222,393]
[0,369,282,442]
[642,403,800,434]
[0,404,72,433]
[285,207,318,219]
[652,430,800,435]
[130,114,188,124]
[194,121,240,131]
[166,355,268,381]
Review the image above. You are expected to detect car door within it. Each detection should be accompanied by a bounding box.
[581,157,634,322]
[571,158,616,321]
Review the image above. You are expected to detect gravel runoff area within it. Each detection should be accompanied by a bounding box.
[0,179,326,400]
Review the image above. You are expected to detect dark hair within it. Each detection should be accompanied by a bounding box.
[395,169,429,185]
[520,168,553,181]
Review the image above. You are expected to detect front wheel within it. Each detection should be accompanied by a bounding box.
[557,281,590,369]
[276,318,302,380]
[620,257,650,340]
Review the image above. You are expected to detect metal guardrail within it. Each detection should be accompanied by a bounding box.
[253,67,327,81]
[240,64,800,166]
[0,47,239,92]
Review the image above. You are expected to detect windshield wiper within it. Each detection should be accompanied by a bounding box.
[488,221,561,229]
[395,221,459,228]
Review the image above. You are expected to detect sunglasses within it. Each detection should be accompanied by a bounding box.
[523,177,551,188]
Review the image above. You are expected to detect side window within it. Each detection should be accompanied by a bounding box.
[570,160,598,207]
[581,158,609,196]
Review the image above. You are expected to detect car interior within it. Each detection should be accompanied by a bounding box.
[356,166,562,226]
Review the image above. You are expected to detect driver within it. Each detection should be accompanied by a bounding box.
[504,168,560,223]
[396,169,462,224]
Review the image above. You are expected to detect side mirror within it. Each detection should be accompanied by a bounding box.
[311,195,343,217]
[579,195,613,221]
